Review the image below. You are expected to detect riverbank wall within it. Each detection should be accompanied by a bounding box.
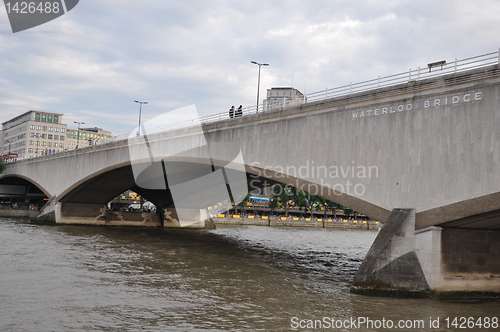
[214,216,381,229]
[0,209,38,218]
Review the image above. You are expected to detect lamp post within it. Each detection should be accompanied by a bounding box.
[134,100,148,136]
[74,121,84,149]
[251,61,269,113]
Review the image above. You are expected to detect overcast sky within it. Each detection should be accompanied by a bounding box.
[1,0,499,136]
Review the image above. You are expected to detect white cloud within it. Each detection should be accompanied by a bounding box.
[1,0,499,135]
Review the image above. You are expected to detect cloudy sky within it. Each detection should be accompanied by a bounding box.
[1,0,499,136]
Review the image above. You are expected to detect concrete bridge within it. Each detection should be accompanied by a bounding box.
[2,59,500,296]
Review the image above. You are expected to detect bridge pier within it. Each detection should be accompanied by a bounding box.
[352,209,500,298]
[35,201,214,229]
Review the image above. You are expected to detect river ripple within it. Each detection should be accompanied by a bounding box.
[0,218,498,331]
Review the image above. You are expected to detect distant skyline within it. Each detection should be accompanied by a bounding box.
[1,0,500,136]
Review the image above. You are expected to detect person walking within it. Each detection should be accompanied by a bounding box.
[229,106,235,118]
[236,105,243,117]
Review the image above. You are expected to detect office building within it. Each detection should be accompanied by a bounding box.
[1,110,113,159]
[263,87,306,111]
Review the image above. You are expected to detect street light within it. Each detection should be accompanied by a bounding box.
[251,61,269,113]
[134,100,148,136]
[74,121,85,149]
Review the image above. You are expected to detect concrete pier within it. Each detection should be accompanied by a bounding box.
[352,209,500,298]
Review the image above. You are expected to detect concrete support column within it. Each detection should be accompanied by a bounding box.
[415,226,443,290]
[352,209,500,298]
[162,207,215,229]
[351,208,429,296]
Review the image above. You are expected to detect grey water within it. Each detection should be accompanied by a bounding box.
[0,218,498,331]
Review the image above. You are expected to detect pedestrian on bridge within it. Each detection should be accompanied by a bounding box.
[236,105,243,117]
[229,106,235,118]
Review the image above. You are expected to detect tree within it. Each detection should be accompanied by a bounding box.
[295,190,320,219]
[0,159,5,174]
[328,202,343,218]
[343,207,356,218]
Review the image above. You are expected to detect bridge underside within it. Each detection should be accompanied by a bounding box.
[0,176,48,210]
[35,161,281,228]
[432,209,500,229]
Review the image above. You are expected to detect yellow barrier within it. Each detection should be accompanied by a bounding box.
[343,220,348,223]
[305,218,311,221]
[353,220,358,223]
[280,217,287,221]
[248,215,255,219]
[293,217,299,221]
[217,214,225,218]
[317,218,322,222]
[233,215,240,219]
[262,216,269,220]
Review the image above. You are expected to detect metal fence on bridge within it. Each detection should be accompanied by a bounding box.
[112,49,500,141]
[6,49,500,160]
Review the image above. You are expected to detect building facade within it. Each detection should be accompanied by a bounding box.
[263,87,306,112]
[66,126,113,150]
[1,110,113,159]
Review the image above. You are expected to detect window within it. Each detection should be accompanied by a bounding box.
[41,134,46,139]
[29,140,34,145]
[48,142,52,147]
[54,143,58,148]
[54,128,59,132]
[60,135,65,140]
[41,114,46,122]
[30,132,35,137]
[28,148,33,153]
[42,126,47,131]
[36,133,40,138]
[54,135,58,140]
[42,142,46,146]
[49,127,53,131]
[36,125,41,130]
[59,143,64,148]
[36,141,40,146]
[60,128,65,133]
[53,115,59,123]
[30,125,35,130]
[48,134,53,139]
[48,115,53,123]
[35,113,40,121]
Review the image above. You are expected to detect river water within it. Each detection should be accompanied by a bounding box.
[0,218,498,331]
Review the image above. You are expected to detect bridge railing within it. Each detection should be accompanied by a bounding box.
[15,49,500,158]
[118,49,499,141]
[305,50,500,103]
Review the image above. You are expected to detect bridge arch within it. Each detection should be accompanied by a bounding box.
[53,154,390,222]
[0,174,50,208]
[245,164,390,222]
